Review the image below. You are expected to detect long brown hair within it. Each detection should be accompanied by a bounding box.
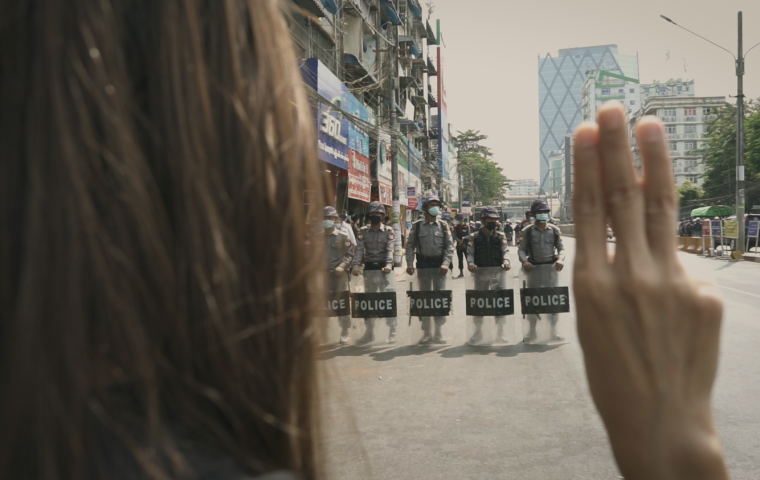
[0,0,326,478]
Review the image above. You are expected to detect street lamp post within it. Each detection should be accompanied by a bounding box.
[661,12,760,256]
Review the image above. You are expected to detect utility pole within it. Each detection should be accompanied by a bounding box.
[388,3,402,267]
[660,11,760,256]
[736,11,746,256]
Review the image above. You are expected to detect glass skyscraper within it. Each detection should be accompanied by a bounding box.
[538,45,638,193]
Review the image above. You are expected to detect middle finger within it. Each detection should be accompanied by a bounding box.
[596,102,648,263]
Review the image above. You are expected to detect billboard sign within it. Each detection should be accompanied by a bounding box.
[348,149,371,202]
[378,181,392,206]
[301,59,372,170]
[461,198,472,215]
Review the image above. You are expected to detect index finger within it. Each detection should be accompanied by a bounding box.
[572,122,607,270]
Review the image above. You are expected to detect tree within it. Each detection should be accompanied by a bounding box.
[677,180,704,207]
[455,130,510,205]
[699,100,760,209]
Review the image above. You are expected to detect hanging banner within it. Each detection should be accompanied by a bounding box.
[379,181,393,207]
[348,149,371,202]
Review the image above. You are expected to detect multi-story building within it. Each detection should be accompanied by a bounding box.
[629,96,725,186]
[286,0,453,222]
[640,78,695,104]
[506,179,540,197]
[538,45,638,193]
[581,70,641,122]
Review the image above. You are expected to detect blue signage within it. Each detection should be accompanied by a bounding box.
[301,59,370,169]
[748,221,760,238]
[710,220,722,237]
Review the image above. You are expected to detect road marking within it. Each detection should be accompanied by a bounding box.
[719,285,760,299]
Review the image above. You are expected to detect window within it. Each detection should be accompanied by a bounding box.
[662,109,676,117]
[677,86,683,91]
[630,100,635,105]
[684,108,696,116]
[684,125,696,133]
[669,142,678,151]
[703,124,710,133]
[630,88,635,93]
[666,126,676,134]
[703,107,712,114]
[601,88,610,95]
[619,89,624,94]
[643,87,650,93]
[684,142,696,151]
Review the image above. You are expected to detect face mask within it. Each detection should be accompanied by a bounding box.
[485,221,497,230]
[428,207,441,216]
[369,215,382,225]
[323,220,335,229]
[536,214,549,222]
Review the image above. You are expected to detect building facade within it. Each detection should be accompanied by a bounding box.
[538,45,638,193]
[629,96,725,186]
[581,70,641,122]
[286,0,456,224]
[505,179,539,197]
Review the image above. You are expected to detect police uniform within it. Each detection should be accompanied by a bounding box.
[518,213,565,341]
[465,211,511,343]
[318,215,354,341]
[353,221,396,343]
[405,202,455,343]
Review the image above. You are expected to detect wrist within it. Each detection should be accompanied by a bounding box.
[609,406,728,480]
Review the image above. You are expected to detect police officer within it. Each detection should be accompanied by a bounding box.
[452,214,469,277]
[503,221,514,246]
[320,206,354,344]
[518,199,565,342]
[405,195,455,344]
[466,206,511,344]
[352,201,396,344]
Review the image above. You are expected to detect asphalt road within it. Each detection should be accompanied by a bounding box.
[320,238,760,480]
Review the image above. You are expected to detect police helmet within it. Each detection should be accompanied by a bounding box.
[530,199,551,213]
[422,195,441,209]
[368,201,386,215]
[481,206,500,219]
[323,206,339,218]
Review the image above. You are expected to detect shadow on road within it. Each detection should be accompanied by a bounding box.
[437,342,565,358]
[368,344,449,362]
[317,345,400,360]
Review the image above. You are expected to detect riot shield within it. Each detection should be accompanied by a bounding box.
[350,270,399,346]
[321,272,353,346]
[519,264,570,345]
[407,268,453,346]
[465,267,518,346]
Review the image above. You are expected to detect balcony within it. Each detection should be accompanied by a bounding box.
[704,114,717,122]
[684,116,697,122]
[683,133,700,139]
[667,134,681,140]
[661,116,677,123]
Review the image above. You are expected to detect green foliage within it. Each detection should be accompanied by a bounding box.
[677,180,704,207]
[455,130,510,205]
[699,100,760,209]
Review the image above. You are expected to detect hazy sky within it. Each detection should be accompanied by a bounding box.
[432,0,760,182]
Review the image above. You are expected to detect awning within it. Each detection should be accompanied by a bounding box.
[426,20,437,44]
[292,0,329,18]
[691,206,736,218]
[343,54,378,88]
[409,0,423,20]
[427,57,437,76]
[380,0,401,25]
[399,75,418,90]
[321,0,338,14]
